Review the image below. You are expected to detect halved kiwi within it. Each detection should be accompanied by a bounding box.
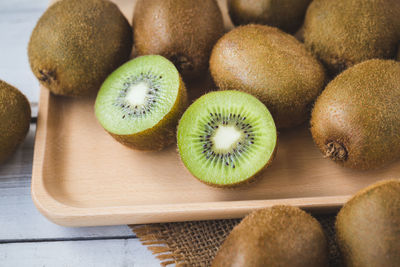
[177,91,277,187]
[95,55,188,150]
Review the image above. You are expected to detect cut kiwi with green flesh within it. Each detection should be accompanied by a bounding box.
[95,55,187,150]
[177,91,277,187]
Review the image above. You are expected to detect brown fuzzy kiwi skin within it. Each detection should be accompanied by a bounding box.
[336,179,400,267]
[132,0,224,80]
[228,0,312,33]
[398,46,400,61]
[311,59,400,170]
[210,24,326,129]
[212,206,329,267]
[295,24,305,43]
[304,0,400,76]
[0,80,31,163]
[109,78,188,151]
[28,0,133,97]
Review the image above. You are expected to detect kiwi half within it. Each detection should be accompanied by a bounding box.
[304,0,400,75]
[0,80,31,163]
[177,91,277,187]
[212,206,329,267]
[133,0,224,80]
[228,0,312,33]
[95,55,188,151]
[210,25,326,129]
[28,0,132,97]
[311,59,400,170]
[336,179,400,267]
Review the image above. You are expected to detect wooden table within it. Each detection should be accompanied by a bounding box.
[0,1,159,266]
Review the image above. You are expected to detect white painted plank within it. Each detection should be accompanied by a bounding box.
[0,239,160,267]
[0,0,48,117]
[0,125,135,241]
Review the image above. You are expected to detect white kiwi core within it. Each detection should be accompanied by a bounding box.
[212,125,242,150]
[126,81,150,106]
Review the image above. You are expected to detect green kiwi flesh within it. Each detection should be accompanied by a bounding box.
[177,91,276,187]
[212,206,329,267]
[0,80,31,163]
[95,55,188,151]
[304,0,400,75]
[133,0,224,80]
[28,0,133,97]
[228,0,312,33]
[336,179,400,267]
[311,59,400,170]
[210,24,326,129]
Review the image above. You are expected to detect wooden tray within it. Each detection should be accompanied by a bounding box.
[31,0,400,227]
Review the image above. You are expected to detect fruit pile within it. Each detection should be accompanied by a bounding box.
[21,0,400,185]
[0,0,399,265]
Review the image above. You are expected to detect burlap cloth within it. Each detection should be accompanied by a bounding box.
[130,213,342,267]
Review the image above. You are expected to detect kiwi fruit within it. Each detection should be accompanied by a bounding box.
[0,80,31,163]
[133,0,224,80]
[304,0,400,75]
[28,0,133,97]
[212,206,329,267]
[177,90,277,187]
[228,0,312,33]
[210,24,326,129]
[95,55,188,151]
[295,24,305,42]
[311,59,400,170]
[336,179,400,267]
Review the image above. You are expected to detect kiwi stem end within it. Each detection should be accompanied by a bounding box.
[38,69,56,84]
[325,141,347,161]
[171,55,193,72]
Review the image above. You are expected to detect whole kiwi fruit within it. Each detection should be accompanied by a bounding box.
[133,0,224,80]
[212,206,328,267]
[228,0,312,33]
[311,59,400,170]
[304,0,400,75]
[336,179,400,267]
[28,0,133,97]
[210,24,326,128]
[0,80,31,163]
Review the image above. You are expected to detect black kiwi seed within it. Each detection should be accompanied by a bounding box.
[95,55,189,151]
[195,112,257,169]
[177,91,278,187]
[114,73,163,119]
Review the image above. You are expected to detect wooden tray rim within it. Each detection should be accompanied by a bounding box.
[31,88,350,227]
